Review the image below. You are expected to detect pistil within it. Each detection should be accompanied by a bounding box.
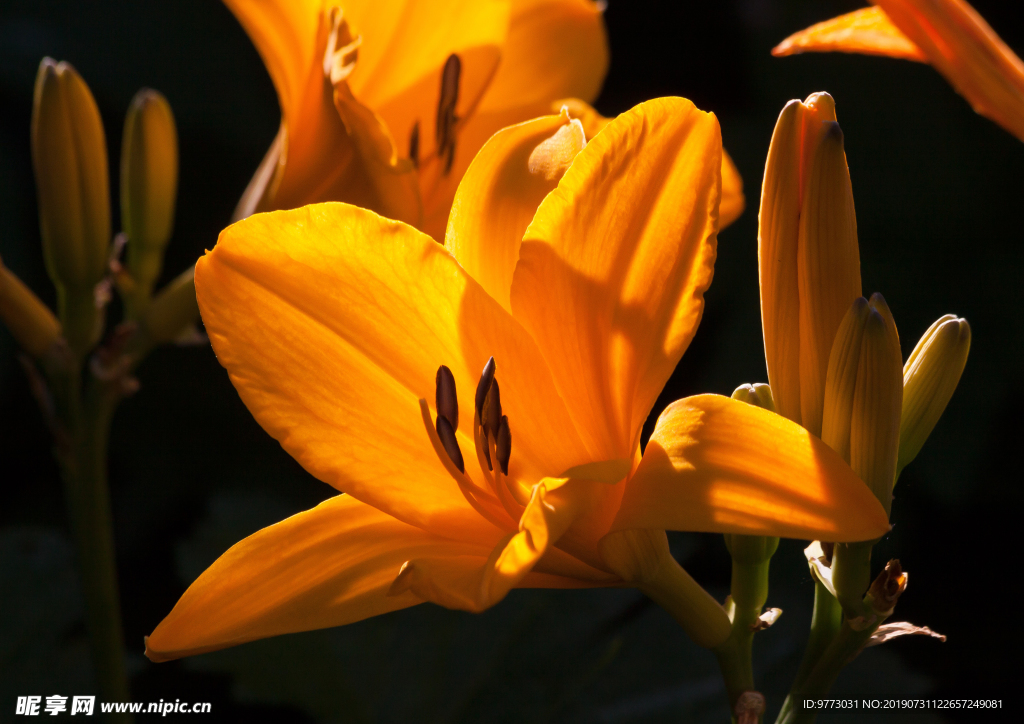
[323,8,362,84]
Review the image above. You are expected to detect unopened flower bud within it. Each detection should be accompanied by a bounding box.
[731,382,775,412]
[0,257,61,358]
[31,58,110,291]
[898,315,970,472]
[142,266,198,346]
[31,58,110,353]
[822,294,902,515]
[121,89,178,315]
[759,93,861,437]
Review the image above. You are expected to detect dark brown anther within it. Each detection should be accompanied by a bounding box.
[409,121,420,169]
[436,415,465,473]
[482,378,501,438]
[436,53,460,174]
[435,364,458,430]
[475,356,495,421]
[495,415,511,475]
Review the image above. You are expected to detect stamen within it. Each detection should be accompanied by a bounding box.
[418,399,515,531]
[435,364,458,430]
[409,121,420,169]
[323,7,362,84]
[495,415,511,475]
[481,378,501,438]
[435,415,465,473]
[475,356,496,421]
[435,54,461,174]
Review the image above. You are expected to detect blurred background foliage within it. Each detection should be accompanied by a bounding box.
[0,0,1020,721]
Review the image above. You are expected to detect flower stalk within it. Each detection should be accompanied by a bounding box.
[1,58,202,718]
[715,533,779,722]
[54,363,131,710]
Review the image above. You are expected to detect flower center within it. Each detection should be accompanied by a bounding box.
[424,357,525,529]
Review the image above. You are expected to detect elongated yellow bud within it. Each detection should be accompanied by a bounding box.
[31,58,110,354]
[821,297,871,462]
[822,294,902,516]
[0,257,61,358]
[121,89,178,316]
[142,266,198,346]
[32,58,111,289]
[898,315,970,472]
[759,92,862,437]
[849,294,902,516]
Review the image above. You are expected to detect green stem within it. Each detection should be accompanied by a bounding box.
[56,367,133,719]
[775,581,841,723]
[776,542,877,724]
[830,542,873,619]
[775,620,875,724]
[714,535,777,722]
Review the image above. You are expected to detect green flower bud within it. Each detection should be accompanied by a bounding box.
[121,89,178,316]
[142,266,198,346]
[0,256,61,358]
[898,315,970,472]
[31,58,110,353]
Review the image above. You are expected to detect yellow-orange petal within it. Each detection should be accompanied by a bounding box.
[549,99,745,231]
[613,394,891,542]
[417,99,550,240]
[720,148,745,229]
[876,0,1024,142]
[145,494,483,662]
[772,6,927,62]
[389,478,599,611]
[344,0,509,167]
[222,0,323,135]
[511,97,721,462]
[196,203,594,538]
[330,81,422,227]
[478,0,608,115]
[774,1,1024,143]
[445,111,581,310]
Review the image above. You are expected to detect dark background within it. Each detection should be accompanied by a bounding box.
[1,1,1020,721]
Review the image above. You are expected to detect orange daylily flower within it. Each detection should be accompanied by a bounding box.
[145,99,889,662]
[227,0,609,238]
[772,0,1024,142]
